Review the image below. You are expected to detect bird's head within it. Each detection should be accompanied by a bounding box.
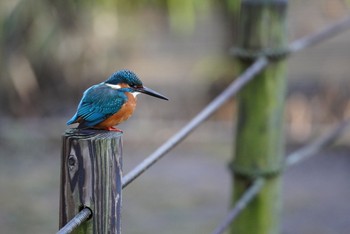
[105,69,168,100]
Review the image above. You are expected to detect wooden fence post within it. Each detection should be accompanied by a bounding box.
[231,0,288,233]
[59,129,123,234]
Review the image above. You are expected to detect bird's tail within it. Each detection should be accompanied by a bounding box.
[66,113,78,125]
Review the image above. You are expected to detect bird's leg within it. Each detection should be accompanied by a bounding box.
[106,126,123,133]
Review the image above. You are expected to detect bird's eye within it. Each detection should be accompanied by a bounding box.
[131,84,141,89]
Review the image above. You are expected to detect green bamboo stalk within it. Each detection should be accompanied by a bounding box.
[230,0,288,234]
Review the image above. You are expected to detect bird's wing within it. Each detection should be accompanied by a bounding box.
[75,84,127,127]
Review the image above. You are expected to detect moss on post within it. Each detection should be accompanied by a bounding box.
[59,129,123,234]
[231,0,288,233]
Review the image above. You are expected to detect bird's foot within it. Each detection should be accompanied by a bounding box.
[106,126,123,133]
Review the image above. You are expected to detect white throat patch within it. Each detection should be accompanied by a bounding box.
[132,92,140,98]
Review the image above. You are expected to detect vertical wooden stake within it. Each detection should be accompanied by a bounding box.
[231,0,288,234]
[59,129,123,234]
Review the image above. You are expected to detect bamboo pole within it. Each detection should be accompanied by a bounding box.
[59,129,123,234]
[230,0,288,233]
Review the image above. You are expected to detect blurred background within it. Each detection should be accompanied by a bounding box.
[1,0,350,233]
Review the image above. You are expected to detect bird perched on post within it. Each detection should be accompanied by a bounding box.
[67,69,168,131]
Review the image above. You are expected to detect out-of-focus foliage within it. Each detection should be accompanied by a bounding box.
[0,0,88,116]
[1,0,349,118]
[103,0,240,32]
[112,0,208,33]
[0,0,240,117]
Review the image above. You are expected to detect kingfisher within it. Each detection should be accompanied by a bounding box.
[67,69,168,131]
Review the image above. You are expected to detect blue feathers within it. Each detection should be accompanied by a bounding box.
[105,69,142,86]
[66,113,79,125]
[67,69,168,129]
[67,83,128,128]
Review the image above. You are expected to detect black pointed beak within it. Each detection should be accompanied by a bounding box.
[137,86,169,100]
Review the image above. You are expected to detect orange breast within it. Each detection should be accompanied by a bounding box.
[95,93,137,129]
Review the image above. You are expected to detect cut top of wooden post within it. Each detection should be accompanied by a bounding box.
[64,128,123,138]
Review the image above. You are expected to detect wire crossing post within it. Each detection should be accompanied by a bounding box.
[59,129,123,234]
[230,0,288,233]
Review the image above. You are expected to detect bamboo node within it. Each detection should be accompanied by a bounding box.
[229,162,285,179]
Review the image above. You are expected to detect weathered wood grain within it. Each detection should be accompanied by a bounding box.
[59,129,123,234]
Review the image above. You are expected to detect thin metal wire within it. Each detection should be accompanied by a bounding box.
[289,17,350,53]
[286,120,350,166]
[211,119,350,234]
[57,208,92,234]
[211,178,265,234]
[122,57,269,188]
